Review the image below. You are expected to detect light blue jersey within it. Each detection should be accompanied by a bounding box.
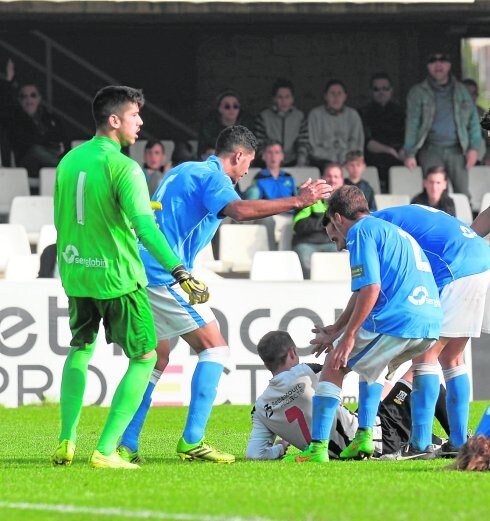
[374,205,490,290]
[347,215,442,339]
[140,155,240,286]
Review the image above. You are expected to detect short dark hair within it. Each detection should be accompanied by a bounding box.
[322,212,331,228]
[462,78,478,91]
[215,125,258,155]
[481,108,490,131]
[323,162,343,176]
[263,139,283,150]
[144,140,165,153]
[327,185,369,220]
[272,78,294,97]
[369,72,392,87]
[324,79,347,94]
[257,331,295,373]
[216,89,240,107]
[92,85,144,129]
[344,150,364,163]
[424,165,447,179]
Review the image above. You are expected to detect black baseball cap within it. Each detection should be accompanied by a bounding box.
[427,52,450,64]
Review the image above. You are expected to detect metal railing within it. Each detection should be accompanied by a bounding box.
[0,30,197,140]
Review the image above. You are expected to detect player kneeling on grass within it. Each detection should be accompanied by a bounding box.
[51,85,208,470]
[286,186,442,463]
[116,125,332,465]
[246,331,449,461]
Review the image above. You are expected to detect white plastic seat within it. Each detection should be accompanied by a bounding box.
[39,167,57,196]
[480,192,490,214]
[37,224,57,256]
[193,242,225,273]
[362,166,381,194]
[374,194,410,210]
[310,251,351,282]
[250,250,304,281]
[5,254,40,280]
[9,196,54,246]
[70,139,87,150]
[278,221,293,251]
[389,166,423,199]
[218,223,269,272]
[468,166,490,212]
[0,224,31,272]
[287,166,321,187]
[0,167,30,215]
[449,193,473,224]
[129,139,174,167]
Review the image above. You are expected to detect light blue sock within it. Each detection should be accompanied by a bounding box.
[119,378,157,453]
[312,381,342,441]
[475,405,490,437]
[183,360,224,444]
[444,369,470,448]
[358,381,383,429]
[410,373,439,450]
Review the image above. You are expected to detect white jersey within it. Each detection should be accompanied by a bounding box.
[246,364,361,460]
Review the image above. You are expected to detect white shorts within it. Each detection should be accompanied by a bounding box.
[439,270,490,338]
[146,285,216,341]
[335,327,435,384]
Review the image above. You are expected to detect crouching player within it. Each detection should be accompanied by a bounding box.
[287,186,442,463]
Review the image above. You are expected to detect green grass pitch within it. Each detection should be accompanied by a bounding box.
[0,402,490,521]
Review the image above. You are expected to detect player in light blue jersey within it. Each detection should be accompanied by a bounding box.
[286,186,442,463]
[373,205,490,457]
[118,125,332,464]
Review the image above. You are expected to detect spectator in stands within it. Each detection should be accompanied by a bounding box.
[292,163,344,278]
[245,140,297,249]
[254,78,309,167]
[462,78,490,166]
[0,59,68,193]
[403,52,480,200]
[172,140,196,166]
[359,72,405,193]
[410,165,456,216]
[343,150,377,210]
[307,79,364,171]
[143,140,170,196]
[197,89,254,159]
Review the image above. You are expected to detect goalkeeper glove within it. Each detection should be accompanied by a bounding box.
[171,264,210,305]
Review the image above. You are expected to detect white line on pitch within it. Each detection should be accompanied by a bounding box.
[0,502,280,521]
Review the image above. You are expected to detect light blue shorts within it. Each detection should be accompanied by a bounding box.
[146,284,216,341]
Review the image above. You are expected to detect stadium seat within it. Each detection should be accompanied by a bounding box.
[468,166,490,213]
[480,192,490,214]
[37,224,57,256]
[287,166,321,187]
[0,224,31,272]
[250,250,304,281]
[193,242,225,273]
[0,167,30,216]
[449,193,473,224]
[70,139,87,150]
[362,166,381,194]
[129,139,174,167]
[9,196,55,246]
[39,167,57,196]
[5,254,40,280]
[218,223,269,272]
[374,194,410,210]
[238,167,261,194]
[278,221,293,250]
[310,251,351,282]
[389,166,423,199]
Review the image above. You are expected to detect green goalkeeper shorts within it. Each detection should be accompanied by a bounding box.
[68,286,157,358]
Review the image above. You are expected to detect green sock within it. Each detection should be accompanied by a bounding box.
[59,343,96,443]
[96,353,157,455]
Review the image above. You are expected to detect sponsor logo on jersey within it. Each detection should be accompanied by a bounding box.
[351,265,364,279]
[270,383,306,409]
[263,403,273,419]
[61,244,108,269]
[407,286,440,307]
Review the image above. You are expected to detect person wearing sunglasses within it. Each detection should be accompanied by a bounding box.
[403,52,481,202]
[359,72,405,193]
[197,89,254,159]
[0,58,68,193]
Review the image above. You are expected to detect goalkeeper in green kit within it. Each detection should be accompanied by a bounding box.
[51,85,208,469]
